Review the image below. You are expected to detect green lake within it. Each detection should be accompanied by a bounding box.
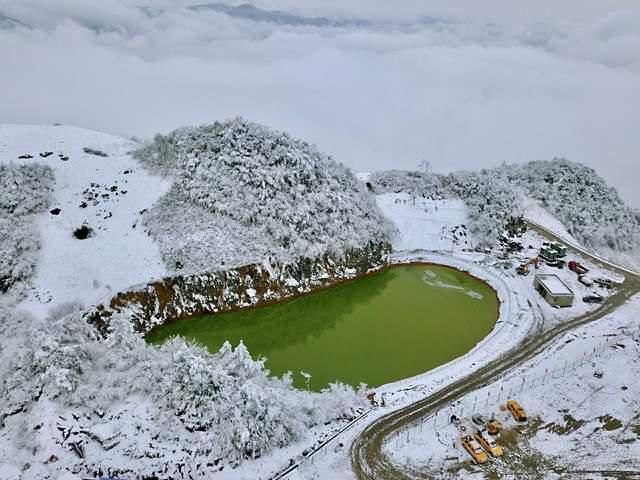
[147,264,498,391]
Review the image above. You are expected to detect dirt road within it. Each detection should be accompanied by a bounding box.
[350,225,640,480]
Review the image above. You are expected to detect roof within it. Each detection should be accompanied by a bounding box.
[535,274,574,296]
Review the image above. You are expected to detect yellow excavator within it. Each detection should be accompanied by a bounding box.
[516,257,539,276]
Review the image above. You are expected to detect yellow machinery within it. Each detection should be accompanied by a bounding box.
[507,399,527,422]
[487,418,503,435]
[516,257,539,276]
[474,430,503,457]
[461,435,489,464]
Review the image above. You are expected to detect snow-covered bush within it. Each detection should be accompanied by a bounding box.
[0,304,366,477]
[0,163,54,292]
[135,118,392,273]
[0,163,54,216]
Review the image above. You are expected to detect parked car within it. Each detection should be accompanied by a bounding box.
[472,414,486,426]
[594,278,615,289]
[583,294,604,304]
[487,419,503,435]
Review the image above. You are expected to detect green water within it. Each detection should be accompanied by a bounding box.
[147,265,498,391]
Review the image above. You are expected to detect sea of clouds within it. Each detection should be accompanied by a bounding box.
[1,0,639,207]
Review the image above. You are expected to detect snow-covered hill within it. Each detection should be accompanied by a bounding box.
[368,161,640,270]
[134,118,392,274]
[0,124,170,316]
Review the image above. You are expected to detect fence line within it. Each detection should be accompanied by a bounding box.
[388,336,613,449]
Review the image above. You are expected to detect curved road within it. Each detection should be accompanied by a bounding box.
[351,223,640,480]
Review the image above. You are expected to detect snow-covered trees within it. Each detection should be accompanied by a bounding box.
[368,170,447,200]
[0,163,54,292]
[442,169,523,247]
[0,304,365,477]
[135,118,393,273]
[369,159,640,260]
[505,159,640,254]
[369,168,523,246]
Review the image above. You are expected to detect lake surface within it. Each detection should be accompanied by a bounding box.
[147,264,498,391]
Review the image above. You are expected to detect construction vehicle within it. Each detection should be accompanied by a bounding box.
[474,430,504,457]
[507,400,527,422]
[568,260,589,275]
[539,246,558,265]
[487,418,503,435]
[461,435,489,464]
[550,242,567,258]
[516,257,539,275]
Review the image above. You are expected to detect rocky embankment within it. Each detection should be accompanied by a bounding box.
[87,241,390,336]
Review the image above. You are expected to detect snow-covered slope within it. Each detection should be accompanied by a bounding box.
[375,192,473,251]
[0,124,170,316]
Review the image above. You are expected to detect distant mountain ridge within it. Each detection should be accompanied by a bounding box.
[0,13,26,29]
[1,3,457,34]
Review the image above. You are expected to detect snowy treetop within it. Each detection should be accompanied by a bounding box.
[136,118,393,272]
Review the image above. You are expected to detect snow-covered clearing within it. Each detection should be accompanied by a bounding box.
[0,124,170,317]
[375,192,472,252]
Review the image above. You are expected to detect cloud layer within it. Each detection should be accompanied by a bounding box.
[1,1,639,207]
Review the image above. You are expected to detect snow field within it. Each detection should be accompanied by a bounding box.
[0,124,170,317]
[375,193,472,252]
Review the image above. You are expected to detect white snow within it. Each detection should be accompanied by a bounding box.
[0,125,636,479]
[522,196,580,245]
[0,124,170,316]
[375,192,473,252]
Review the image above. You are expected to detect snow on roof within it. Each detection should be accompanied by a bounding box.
[535,274,574,296]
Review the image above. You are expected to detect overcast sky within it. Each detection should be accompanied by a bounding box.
[1,1,639,207]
